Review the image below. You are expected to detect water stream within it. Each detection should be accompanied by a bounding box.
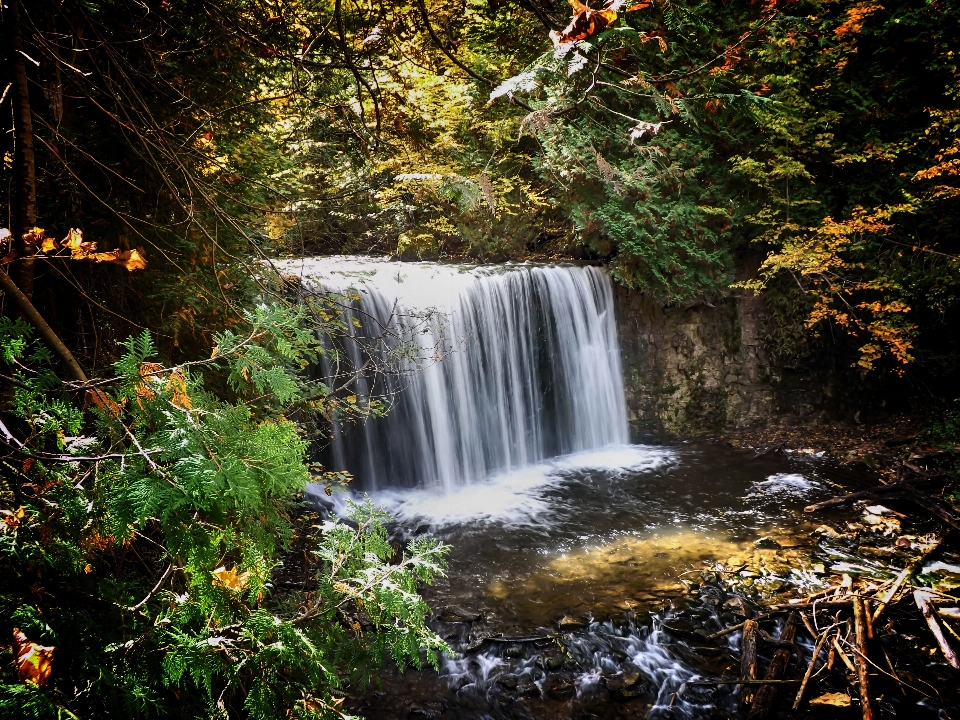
[282,258,901,718]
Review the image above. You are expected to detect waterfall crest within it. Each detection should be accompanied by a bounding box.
[289,258,628,491]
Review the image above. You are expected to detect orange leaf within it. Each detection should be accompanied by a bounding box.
[1,506,26,531]
[625,1,651,9]
[86,388,123,417]
[114,248,146,272]
[165,369,192,410]
[22,228,45,245]
[212,566,250,591]
[41,236,58,253]
[12,629,55,687]
[550,1,618,46]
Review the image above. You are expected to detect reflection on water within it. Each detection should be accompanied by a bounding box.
[335,442,831,633]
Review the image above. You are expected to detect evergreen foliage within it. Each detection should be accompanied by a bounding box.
[0,310,448,719]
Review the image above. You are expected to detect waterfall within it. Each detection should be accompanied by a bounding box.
[287,257,629,491]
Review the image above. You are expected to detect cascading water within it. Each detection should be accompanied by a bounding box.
[285,257,628,491]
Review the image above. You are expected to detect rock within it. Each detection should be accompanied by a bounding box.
[547,673,576,699]
[501,645,523,658]
[517,680,541,697]
[559,614,589,629]
[546,655,565,670]
[813,525,841,539]
[661,619,701,640]
[722,596,753,617]
[496,674,519,690]
[435,605,482,622]
[408,702,444,718]
[754,536,781,549]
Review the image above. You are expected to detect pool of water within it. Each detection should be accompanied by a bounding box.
[327,442,847,719]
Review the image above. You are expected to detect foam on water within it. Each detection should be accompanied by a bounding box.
[329,445,675,529]
[748,472,820,499]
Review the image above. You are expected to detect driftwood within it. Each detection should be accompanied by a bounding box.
[748,612,798,720]
[803,479,940,514]
[793,625,830,710]
[740,619,759,707]
[915,590,960,669]
[873,534,945,624]
[852,597,875,720]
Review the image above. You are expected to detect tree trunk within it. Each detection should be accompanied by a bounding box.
[8,0,37,300]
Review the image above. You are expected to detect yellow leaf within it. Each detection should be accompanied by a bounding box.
[41,236,57,253]
[346,395,357,404]
[809,692,851,707]
[62,228,84,250]
[211,566,250,591]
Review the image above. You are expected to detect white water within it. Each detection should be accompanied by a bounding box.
[284,257,629,492]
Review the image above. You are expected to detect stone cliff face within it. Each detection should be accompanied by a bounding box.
[616,287,778,438]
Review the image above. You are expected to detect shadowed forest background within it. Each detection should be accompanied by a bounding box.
[1,0,960,717]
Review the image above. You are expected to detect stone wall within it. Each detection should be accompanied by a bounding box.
[615,286,779,438]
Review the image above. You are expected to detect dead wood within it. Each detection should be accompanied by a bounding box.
[747,612,798,720]
[852,596,875,720]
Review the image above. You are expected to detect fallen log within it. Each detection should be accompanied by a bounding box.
[748,612,799,720]
[804,478,940,513]
[852,597,875,720]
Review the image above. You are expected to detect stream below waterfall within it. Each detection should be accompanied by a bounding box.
[321,442,850,720]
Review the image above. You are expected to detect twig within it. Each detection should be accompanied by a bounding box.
[127,563,173,611]
[740,619,759,707]
[915,590,960,668]
[793,626,831,710]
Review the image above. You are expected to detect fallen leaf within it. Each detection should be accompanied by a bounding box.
[12,629,55,687]
[212,566,250,592]
[809,692,851,707]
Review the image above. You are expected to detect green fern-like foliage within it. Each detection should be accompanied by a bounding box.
[0,305,448,719]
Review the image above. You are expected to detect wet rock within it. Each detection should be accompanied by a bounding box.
[813,525,842,539]
[722,596,753,618]
[517,679,541,697]
[754,536,781,549]
[547,673,576,699]
[545,654,565,670]
[607,671,644,701]
[435,605,482,622]
[700,570,719,584]
[496,674,519,690]
[661,618,701,640]
[559,614,590,629]
[501,645,523,658]
[407,702,444,718]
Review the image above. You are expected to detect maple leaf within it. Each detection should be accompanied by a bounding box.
[12,629,55,687]
[550,0,619,46]
[212,565,250,591]
[116,248,146,271]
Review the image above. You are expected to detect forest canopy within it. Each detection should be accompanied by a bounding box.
[1,0,959,717]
